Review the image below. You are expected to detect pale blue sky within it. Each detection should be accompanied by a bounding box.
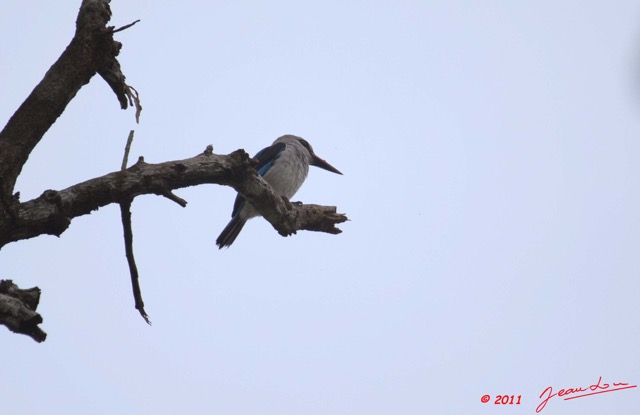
[1,1,640,414]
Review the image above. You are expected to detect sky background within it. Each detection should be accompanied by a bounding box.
[2,1,640,414]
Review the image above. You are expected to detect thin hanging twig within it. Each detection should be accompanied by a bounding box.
[119,130,151,325]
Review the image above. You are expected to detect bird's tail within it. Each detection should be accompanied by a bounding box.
[216,215,246,249]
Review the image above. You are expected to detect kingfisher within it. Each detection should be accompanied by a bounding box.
[216,135,342,249]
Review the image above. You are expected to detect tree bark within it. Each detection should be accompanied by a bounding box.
[0,147,347,248]
[0,280,46,342]
[0,0,135,200]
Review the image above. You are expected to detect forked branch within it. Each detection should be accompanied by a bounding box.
[0,147,347,249]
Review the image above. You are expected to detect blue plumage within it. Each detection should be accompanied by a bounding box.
[254,142,285,176]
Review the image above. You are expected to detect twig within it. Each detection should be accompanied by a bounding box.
[120,199,151,325]
[118,131,151,325]
[121,130,135,170]
[110,19,141,34]
[125,85,142,123]
[161,190,188,207]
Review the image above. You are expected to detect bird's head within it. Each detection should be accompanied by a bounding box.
[294,137,343,175]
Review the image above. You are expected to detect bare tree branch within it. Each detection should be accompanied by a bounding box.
[0,280,46,342]
[0,0,137,341]
[120,198,151,324]
[121,130,136,170]
[110,19,141,34]
[0,148,347,249]
[118,130,151,324]
[0,0,136,201]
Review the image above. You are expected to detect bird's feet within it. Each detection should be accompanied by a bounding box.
[280,196,303,207]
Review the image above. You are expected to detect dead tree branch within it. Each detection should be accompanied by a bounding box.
[0,0,142,341]
[0,0,137,203]
[120,198,151,324]
[0,280,47,342]
[118,130,151,324]
[0,147,347,249]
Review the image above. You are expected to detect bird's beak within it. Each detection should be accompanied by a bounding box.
[311,154,343,175]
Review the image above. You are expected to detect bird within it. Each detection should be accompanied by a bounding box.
[216,135,342,249]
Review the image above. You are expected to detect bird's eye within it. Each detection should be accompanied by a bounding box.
[298,138,312,152]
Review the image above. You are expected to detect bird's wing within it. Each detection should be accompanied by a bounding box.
[230,141,287,217]
[254,141,287,176]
